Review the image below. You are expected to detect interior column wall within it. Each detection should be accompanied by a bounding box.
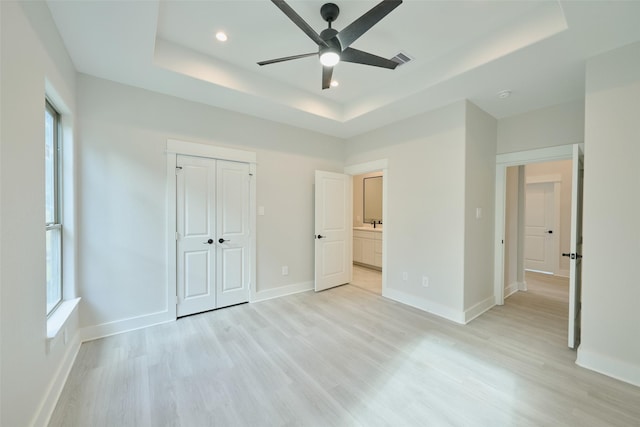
[463,101,497,318]
[578,41,640,386]
[346,101,467,321]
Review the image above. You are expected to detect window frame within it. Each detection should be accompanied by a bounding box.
[45,99,63,317]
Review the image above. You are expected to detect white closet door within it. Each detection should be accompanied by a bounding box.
[524,182,555,273]
[216,160,251,308]
[176,155,217,317]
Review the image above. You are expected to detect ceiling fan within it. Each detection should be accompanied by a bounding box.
[258,0,403,90]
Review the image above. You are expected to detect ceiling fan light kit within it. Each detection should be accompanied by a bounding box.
[320,50,340,67]
[258,0,403,90]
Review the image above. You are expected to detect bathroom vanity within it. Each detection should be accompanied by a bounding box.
[353,227,382,270]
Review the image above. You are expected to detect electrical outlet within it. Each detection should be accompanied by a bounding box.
[422,276,429,287]
[282,266,289,276]
[402,272,408,281]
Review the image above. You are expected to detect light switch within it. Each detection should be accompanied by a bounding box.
[475,207,482,219]
[258,206,265,216]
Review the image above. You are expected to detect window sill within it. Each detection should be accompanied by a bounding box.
[47,297,81,341]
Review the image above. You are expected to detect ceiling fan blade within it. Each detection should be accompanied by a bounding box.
[336,0,402,49]
[271,0,328,47]
[257,52,317,66]
[341,47,399,69]
[322,66,334,90]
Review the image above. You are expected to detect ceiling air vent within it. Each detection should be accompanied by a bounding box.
[391,51,413,66]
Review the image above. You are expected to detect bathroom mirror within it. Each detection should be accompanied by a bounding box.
[363,176,383,223]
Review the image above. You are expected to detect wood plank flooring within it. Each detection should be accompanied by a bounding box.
[49,280,640,427]
[349,265,382,295]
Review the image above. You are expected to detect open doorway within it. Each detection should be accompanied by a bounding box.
[495,144,584,349]
[522,160,572,309]
[351,172,383,295]
[344,160,389,296]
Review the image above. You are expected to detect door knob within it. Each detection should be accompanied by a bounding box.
[562,253,583,260]
[218,238,229,244]
[547,230,553,234]
[316,234,325,239]
[203,239,214,244]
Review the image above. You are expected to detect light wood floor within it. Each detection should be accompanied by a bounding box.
[349,264,382,295]
[524,270,570,303]
[50,280,640,426]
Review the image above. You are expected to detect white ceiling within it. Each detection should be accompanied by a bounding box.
[47,0,640,138]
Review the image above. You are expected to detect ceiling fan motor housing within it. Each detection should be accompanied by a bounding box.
[320,3,340,24]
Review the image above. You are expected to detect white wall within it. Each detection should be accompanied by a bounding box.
[463,102,497,316]
[346,101,467,321]
[497,100,586,290]
[497,99,585,154]
[346,101,497,322]
[76,74,344,330]
[0,2,80,426]
[578,41,640,386]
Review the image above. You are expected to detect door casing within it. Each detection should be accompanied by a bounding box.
[166,139,256,321]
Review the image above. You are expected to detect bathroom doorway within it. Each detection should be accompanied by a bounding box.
[351,171,383,295]
[344,160,388,296]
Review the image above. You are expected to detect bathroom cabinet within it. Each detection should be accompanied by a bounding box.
[353,228,382,270]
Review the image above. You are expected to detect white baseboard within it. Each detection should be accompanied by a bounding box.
[519,281,528,291]
[464,296,495,324]
[577,346,640,388]
[505,282,519,298]
[383,287,465,324]
[80,310,174,342]
[31,332,81,427]
[252,281,313,303]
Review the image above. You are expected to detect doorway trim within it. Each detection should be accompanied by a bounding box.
[166,139,257,320]
[494,144,573,305]
[344,159,389,296]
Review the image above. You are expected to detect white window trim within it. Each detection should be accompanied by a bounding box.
[45,90,80,350]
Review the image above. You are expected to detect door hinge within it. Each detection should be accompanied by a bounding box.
[175,295,179,305]
[175,232,179,241]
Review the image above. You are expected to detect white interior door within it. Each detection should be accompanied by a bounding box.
[315,171,352,291]
[216,160,251,308]
[567,144,584,349]
[524,182,555,273]
[176,155,217,317]
[176,156,250,317]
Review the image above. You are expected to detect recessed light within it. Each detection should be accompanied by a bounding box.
[330,80,339,88]
[215,31,228,42]
[497,89,512,99]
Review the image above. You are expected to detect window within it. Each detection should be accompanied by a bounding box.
[45,100,62,315]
